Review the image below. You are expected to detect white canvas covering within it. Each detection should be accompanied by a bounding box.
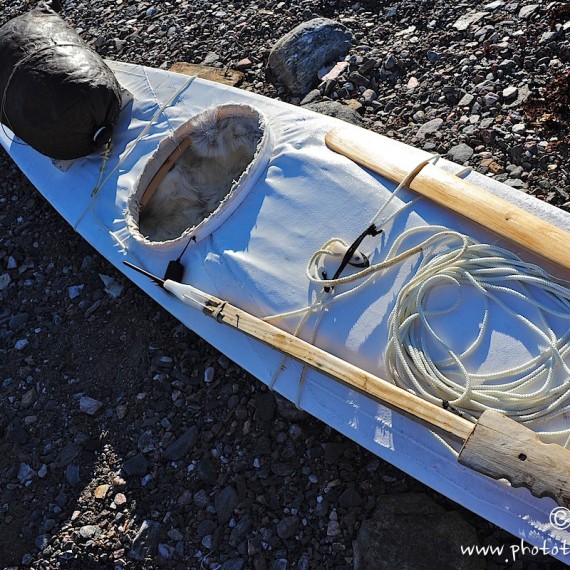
[2,60,570,563]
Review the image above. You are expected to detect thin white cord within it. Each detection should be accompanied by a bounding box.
[265,158,570,446]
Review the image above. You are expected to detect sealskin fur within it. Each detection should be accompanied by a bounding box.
[139,108,262,242]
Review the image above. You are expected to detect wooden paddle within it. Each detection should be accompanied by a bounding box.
[123,261,570,507]
[325,126,570,272]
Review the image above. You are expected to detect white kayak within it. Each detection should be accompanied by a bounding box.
[3,60,570,563]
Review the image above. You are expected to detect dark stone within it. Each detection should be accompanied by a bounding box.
[198,458,219,485]
[163,425,198,461]
[55,442,82,468]
[220,559,245,570]
[324,442,346,463]
[447,143,474,164]
[270,463,293,477]
[339,487,363,509]
[128,520,163,561]
[229,514,254,546]
[7,418,29,445]
[197,519,217,538]
[276,516,299,540]
[8,312,28,330]
[215,486,239,523]
[268,18,353,94]
[65,464,80,485]
[353,493,485,570]
[122,453,148,476]
[299,89,321,106]
[302,101,363,126]
[256,392,276,422]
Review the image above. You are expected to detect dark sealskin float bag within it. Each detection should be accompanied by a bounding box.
[0,3,122,159]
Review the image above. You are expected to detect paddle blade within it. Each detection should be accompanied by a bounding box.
[458,410,570,507]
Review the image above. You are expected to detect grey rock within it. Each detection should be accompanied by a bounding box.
[483,92,499,107]
[519,4,539,19]
[65,464,81,485]
[67,284,84,299]
[229,514,254,546]
[0,273,10,291]
[168,528,184,541]
[158,543,174,559]
[122,453,149,476]
[9,312,28,330]
[453,12,487,31]
[353,493,485,570]
[80,396,103,415]
[268,18,353,94]
[298,554,310,570]
[204,366,216,384]
[416,118,443,139]
[484,0,504,10]
[138,430,155,454]
[163,425,198,461]
[277,515,299,540]
[270,560,289,570]
[215,485,239,523]
[17,463,34,484]
[299,89,321,106]
[540,31,559,44]
[198,458,219,485]
[197,519,217,538]
[302,101,363,126]
[79,525,101,539]
[447,143,474,164]
[504,84,530,108]
[362,88,377,104]
[221,559,246,570]
[338,487,363,508]
[384,53,398,70]
[35,534,50,551]
[55,442,81,468]
[505,179,526,189]
[193,489,211,508]
[129,520,163,561]
[502,86,518,101]
[202,52,220,66]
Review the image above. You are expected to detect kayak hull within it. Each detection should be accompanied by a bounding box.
[2,60,570,562]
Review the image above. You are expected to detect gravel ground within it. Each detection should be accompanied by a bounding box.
[0,0,569,569]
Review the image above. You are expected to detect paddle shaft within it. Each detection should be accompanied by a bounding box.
[325,127,570,272]
[162,279,570,505]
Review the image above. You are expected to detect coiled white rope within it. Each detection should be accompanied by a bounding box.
[384,228,570,447]
[265,158,570,446]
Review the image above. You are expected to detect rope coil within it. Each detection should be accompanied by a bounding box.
[265,156,570,446]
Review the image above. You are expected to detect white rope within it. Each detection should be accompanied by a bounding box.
[265,159,570,446]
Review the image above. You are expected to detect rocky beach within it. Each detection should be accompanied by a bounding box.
[0,0,569,569]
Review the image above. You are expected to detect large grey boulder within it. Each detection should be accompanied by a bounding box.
[353,493,485,570]
[302,101,363,126]
[268,18,353,95]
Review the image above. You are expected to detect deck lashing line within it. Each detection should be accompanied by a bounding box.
[265,158,570,447]
[264,155,438,405]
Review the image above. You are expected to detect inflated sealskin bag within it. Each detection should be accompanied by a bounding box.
[0,3,122,160]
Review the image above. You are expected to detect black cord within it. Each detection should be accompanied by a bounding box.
[324,224,382,292]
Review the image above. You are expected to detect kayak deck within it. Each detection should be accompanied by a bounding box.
[2,60,570,563]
